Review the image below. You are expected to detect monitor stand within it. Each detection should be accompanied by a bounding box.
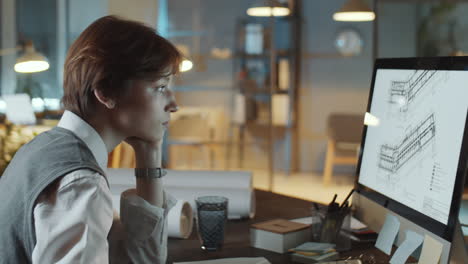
[449,220,467,264]
[354,192,467,264]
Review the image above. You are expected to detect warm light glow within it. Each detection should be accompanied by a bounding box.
[14,41,50,73]
[333,11,375,22]
[14,61,49,73]
[364,112,380,126]
[247,7,290,17]
[180,59,193,72]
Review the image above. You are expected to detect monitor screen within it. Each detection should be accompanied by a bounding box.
[356,57,468,240]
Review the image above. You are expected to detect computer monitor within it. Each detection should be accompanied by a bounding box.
[353,57,468,263]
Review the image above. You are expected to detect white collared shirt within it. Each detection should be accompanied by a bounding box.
[32,111,176,264]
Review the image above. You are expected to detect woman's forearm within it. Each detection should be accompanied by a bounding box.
[134,145,164,208]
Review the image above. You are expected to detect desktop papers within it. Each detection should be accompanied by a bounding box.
[292,216,368,231]
[174,257,271,264]
[418,234,443,264]
[375,214,400,255]
[350,217,367,230]
[291,217,313,225]
[390,230,424,264]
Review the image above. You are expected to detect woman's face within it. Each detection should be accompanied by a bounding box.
[112,75,178,143]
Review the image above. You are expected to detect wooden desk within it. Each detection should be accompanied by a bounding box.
[168,190,398,264]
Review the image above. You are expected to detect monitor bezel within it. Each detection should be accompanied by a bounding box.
[355,56,468,242]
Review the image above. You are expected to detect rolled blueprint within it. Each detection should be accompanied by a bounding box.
[164,170,252,190]
[167,199,193,239]
[107,169,252,190]
[106,168,255,221]
[165,186,255,219]
[110,192,193,239]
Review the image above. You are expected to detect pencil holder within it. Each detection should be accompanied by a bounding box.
[319,209,351,251]
[310,205,326,242]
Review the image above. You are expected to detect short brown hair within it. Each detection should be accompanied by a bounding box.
[62,15,182,119]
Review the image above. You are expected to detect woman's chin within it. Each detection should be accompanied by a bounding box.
[146,134,164,144]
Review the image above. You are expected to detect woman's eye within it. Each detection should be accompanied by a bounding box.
[156,86,167,93]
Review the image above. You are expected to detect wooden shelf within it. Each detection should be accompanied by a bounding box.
[227,1,302,179]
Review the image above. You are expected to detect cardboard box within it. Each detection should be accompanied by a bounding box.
[250,219,311,253]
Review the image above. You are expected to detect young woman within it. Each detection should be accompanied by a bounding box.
[0,15,182,263]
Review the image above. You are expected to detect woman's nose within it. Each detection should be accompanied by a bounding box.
[165,100,178,112]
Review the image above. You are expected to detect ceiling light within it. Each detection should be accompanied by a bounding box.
[180,59,193,72]
[14,41,49,73]
[333,0,375,22]
[247,0,290,17]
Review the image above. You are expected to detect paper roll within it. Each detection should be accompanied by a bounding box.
[166,187,256,219]
[110,192,193,239]
[111,186,255,220]
[167,199,193,239]
[107,169,255,233]
[107,169,253,190]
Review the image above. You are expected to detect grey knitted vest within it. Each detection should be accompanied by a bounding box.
[0,126,107,264]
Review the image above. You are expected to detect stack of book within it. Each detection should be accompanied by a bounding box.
[289,242,339,264]
[250,219,311,254]
[289,242,339,263]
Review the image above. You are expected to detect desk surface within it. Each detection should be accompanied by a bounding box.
[168,190,397,264]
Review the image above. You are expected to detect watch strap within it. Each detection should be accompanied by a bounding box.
[134,168,167,179]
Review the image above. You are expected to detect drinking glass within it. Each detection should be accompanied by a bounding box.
[195,196,228,251]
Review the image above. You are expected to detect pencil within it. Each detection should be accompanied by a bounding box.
[330,194,337,204]
[340,189,354,208]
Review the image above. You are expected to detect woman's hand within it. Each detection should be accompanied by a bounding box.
[125,136,165,207]
[124,136,163,168]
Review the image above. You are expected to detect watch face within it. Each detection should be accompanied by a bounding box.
[335,29,363,56]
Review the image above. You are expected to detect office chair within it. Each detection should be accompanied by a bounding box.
[323,113,364,185]
[167,107,226,169]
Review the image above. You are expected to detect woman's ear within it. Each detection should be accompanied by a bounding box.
[94,89,116,109]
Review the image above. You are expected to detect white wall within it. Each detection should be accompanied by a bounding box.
[68,0,159,40]
[68,0,108,41]
[60,0,159,95]
[108,0,158,27]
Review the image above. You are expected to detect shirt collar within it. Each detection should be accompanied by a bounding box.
[58,110,108,170]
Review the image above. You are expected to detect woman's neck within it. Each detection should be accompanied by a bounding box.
[86,115,125,153]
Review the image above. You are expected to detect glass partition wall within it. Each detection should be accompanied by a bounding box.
[2,0,468,184]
